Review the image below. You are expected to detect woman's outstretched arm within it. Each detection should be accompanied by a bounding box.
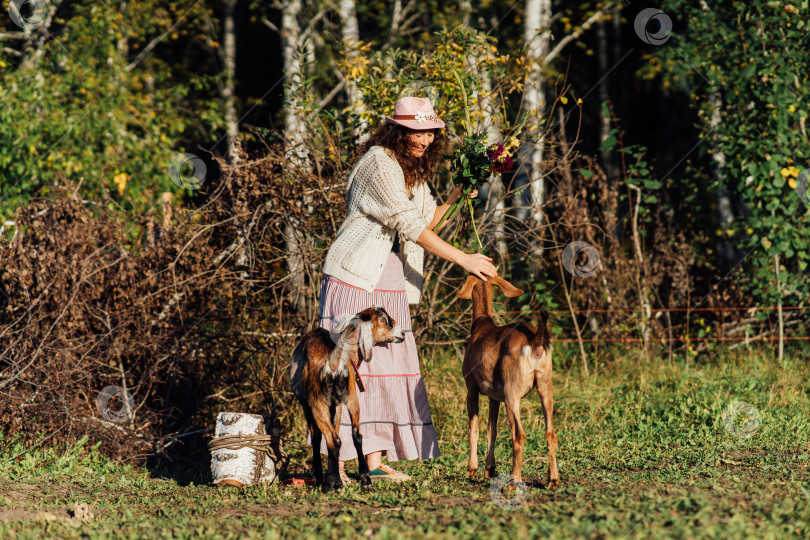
[414,226,496,281]
[429,186,479,232]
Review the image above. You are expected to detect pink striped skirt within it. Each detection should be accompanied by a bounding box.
[314,252,440,462]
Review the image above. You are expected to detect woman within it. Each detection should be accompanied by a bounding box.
[318,96,497,483]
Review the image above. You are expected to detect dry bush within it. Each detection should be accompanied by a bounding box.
[0,142,352,464]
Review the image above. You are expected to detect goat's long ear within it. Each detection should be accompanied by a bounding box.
[332,314,356,334]
[491,275,523,298]
[457,275,479,299]
[357,320,374,362]
[329,314,359,344]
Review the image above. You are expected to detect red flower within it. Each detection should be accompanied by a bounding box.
[486,143,505,161]
[491,155,514,173]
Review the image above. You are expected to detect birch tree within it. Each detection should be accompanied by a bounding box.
[520,0,552,234]
[515,2,615,261]
[338,0,368,140]
[710,89,738,268]
[223,0,240,165]
[597,17,618,183]
[281,0,309,315]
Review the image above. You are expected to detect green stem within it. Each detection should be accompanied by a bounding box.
[433,198,462,232]
[467,196,483,253]
[450,67,471,136]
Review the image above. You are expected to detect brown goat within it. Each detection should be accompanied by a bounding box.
[290,306,405,492]
[457,275,559,487]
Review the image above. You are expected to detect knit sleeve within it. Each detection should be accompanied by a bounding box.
[354,153,430,242]
[423,183,438,223]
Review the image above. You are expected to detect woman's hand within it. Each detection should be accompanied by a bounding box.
[451,185,479,202]
[415,228,497,280]
[460,252,497,281]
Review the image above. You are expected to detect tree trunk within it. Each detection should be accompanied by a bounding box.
[282,0,309,315]
[516,0,551,267]
[338,0,368,141]
[597,18,618,184]
[223,0,240,165]
[282,0,308,170]
[630,185,652,358]
[391,0,403,34]
[480,68,508,263]
[709,89,737,269]
[18,0,60,70]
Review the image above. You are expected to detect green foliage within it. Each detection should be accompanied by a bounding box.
[449,132,491,192]
[650,0,810,305]
[0,1,224,218]
[340,25,522,141]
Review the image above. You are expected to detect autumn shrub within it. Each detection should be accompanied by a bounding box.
[0,142,350,463]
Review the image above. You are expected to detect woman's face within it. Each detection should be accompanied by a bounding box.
[406,130,435,158]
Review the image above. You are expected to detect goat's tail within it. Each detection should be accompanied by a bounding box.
[531,307,551,354]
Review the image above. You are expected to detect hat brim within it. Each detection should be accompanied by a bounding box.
[384,117,446,130]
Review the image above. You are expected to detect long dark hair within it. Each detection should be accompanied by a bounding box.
[359,123,447,191]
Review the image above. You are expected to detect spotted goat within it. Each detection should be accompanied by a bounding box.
[290,306,405,492]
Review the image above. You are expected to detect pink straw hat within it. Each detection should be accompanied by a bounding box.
[384,96,445,130]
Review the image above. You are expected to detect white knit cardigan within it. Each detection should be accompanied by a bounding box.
[322,145,438,304]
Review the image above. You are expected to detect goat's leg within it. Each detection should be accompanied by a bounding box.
[484,398,500,478]
[322,403,342,492]
[302,405,324,485]
[330,403,343,445]
[311,402,340,492]
[536,374,559,487]
[466,389,480,478]
[347,388,371,489]
[504,395,526,484]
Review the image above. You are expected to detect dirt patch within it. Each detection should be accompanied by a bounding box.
[0,482,98,523]
[0,483,38,505]
[219,502,316,519]
[0,508,73,522]
[216,495,481,520]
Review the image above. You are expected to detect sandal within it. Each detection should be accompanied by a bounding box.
[339,465,353,486]
[369,463,411,482]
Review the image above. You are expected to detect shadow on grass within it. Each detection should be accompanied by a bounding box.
[145,438,213,486]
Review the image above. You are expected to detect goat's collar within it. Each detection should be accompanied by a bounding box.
[471,314,491,334]
[349,353,366,392]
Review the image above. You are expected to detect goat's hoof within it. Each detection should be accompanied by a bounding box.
[547,478,559,488]
[507,478,522,490]
[360,475,372,490]
[484,467,496,479]
[467,468,478,479]
[322,476,342,493]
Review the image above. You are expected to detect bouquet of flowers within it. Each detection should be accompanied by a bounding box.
[433,71,524,252]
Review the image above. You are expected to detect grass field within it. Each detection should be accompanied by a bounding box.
[1,347,809,539]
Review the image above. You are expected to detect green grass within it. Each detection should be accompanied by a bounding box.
[1,347,809,539]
